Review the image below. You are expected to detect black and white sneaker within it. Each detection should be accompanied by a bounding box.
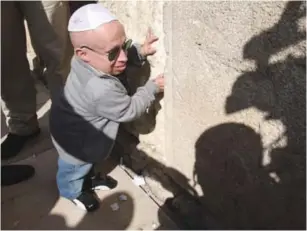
[72,191,100,212]
[91,174,118,191]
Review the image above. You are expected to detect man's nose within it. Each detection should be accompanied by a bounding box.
[117,49,128,62]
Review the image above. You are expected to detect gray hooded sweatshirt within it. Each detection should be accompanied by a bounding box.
[49,44,159,164]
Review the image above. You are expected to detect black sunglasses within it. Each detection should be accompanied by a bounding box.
[81,39,132,62]
[108,39,132,61]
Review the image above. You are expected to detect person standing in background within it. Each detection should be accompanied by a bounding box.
[1,1,96,185]
[1,1,69,160]
[32,1,97,87]
[30,1,72,89]
[68,1,97,15]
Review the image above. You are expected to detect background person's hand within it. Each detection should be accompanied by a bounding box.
[154,74,164,92]
[140,27,159,57]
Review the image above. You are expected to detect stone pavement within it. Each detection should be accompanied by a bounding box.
[1,80,177,231]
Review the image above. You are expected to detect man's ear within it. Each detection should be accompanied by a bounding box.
[75,48,90,62]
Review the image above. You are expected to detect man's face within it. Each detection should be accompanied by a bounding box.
[78,21,129,75]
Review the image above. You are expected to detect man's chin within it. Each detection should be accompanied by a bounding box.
[112,67,126,75]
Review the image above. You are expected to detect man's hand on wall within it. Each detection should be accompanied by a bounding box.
[140,27,159,57]
[154,74,165,92]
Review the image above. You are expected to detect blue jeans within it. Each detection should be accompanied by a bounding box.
[56,157,93,200]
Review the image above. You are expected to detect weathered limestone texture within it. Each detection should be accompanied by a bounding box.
[101,0,306,229]
[100,0,167,161]
[166,1,305,229]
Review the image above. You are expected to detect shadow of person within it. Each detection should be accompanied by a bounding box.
[194,123,295,229]
[34,191,134,230]
[156,123,279,230]
[111,124,197,229]
[225,55,306,229]
[1,187,60,230]
[137,148,200,230]
[225,54,306,179]
[1,151,60,230]
[124,59,164,136]
[243,1,306,69]
[224,1,306,229]
[72,191,134,230]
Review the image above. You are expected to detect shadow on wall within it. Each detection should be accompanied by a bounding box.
[194,1,306,229]
[124,59,164,136]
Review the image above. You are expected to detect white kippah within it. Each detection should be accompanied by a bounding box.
[68,3,117,32]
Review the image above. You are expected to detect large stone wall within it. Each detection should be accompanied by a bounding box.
[168,2,305,228]
[101,1,306,229]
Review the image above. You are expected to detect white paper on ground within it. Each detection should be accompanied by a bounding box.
[132,175,146,186]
